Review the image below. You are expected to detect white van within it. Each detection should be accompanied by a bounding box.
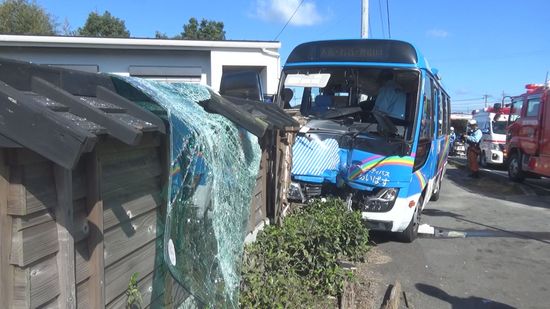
[472,108,509,166]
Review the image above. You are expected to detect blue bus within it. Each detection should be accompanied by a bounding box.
[279,39,450,242]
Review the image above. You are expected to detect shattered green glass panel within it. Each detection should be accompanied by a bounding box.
[116,77,261,308]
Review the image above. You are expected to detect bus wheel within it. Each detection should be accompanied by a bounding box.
[480,151,488,167]
[508,152,525,183]
[400,197,422,243]
[430,175,442,202]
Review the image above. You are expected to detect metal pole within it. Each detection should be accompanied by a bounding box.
[361,0,369,38]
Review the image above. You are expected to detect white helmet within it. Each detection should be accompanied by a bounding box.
[450,126,455,131]
[468,119,477,126]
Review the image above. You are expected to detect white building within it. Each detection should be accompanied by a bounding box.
[0,35,281,94]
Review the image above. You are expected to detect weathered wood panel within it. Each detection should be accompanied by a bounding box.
[75,240,90,285]
[38,296,59,309]
[103,176,162,231]
[12,198,87,234]
[105,239,157,304]
[100,150,162,196]
[7,165,26,216]
[54,165,76,309]
[29,254,60,308]
[77,279,90,309]
[6,160,86,217]
[107,271,157,309]
[103,209,158,267]
[0,150,14,308]
[10,220,58,267]
[85,150,105,309]
[248,150,267,233]
[12,266,29,308]
[12,209,53,232]
[6,148,49,166]
[97,134,161,155]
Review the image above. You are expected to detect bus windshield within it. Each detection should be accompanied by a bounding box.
[280,67,420,149]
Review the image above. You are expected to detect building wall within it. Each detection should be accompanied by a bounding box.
[0,46,211,84]
[210,48,280,94]
[0,44,281,93]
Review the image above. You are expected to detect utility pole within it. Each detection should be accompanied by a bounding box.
[483,94,489,108]
[361,0,369,38]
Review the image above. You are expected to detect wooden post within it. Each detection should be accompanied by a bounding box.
[54,165,77,309]
[86,151,105,308]
[0,150,13,308]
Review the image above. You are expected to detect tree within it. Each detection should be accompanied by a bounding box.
[179,18,225,40]
[0,0,55,35]
[154,31,168,39]
[77,10,130,38]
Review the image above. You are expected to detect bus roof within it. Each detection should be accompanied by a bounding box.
[285,39,432,71]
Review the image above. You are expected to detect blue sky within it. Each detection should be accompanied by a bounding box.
[37,0,550,112]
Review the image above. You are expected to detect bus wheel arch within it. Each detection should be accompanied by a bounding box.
[400,188,427,242]
[430,172,443,202]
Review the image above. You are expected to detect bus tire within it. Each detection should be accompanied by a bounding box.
[508,151,525,183]
[430,175,442,202]
[400,198,422,243]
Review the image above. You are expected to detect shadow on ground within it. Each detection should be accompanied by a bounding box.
[422,208,550,245]
[444,166,550,210]
[415,283,515,309]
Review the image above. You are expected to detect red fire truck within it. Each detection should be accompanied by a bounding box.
[506,83,550,182]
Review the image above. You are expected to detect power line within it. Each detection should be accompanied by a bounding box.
[453,97,484,102]
[386,0,391,38]
[273,0,305,40]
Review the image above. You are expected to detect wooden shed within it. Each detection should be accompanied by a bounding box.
[0,58,297,308]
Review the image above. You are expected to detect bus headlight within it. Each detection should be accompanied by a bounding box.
[362,188,399,212]
[288,182,305,202]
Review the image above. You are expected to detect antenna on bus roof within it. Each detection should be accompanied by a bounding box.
[545,71,549,89]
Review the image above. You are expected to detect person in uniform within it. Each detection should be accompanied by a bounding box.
[464,119,482,178]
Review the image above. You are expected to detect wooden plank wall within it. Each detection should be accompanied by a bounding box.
[247,149,268,233]
[1,132,168,308]
[98,134,164,308]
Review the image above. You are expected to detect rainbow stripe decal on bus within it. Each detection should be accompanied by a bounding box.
[349,155,415,180]
[414,170,426,191]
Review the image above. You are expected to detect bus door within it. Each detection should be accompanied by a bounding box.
[434,86,449,174]
[414,74,436,189]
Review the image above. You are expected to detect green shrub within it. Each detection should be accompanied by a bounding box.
[240,198,370,308]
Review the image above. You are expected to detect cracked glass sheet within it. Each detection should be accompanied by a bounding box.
[117,77,261,308]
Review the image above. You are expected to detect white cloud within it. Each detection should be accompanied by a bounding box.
[426,29,449,38]
[255,0,323,26]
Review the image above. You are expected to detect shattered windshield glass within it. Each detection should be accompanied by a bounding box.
[281,67,420,155]
[117,77,261,308]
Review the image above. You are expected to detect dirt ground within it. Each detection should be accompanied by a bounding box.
[350,247,392,309]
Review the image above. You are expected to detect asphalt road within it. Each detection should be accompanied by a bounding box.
[368,163,550,309]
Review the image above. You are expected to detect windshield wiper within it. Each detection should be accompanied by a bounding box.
[320,107,363,119]
[371,110,398,138]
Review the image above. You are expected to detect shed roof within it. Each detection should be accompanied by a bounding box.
[0,57,166,169]
[0,57,297,170]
